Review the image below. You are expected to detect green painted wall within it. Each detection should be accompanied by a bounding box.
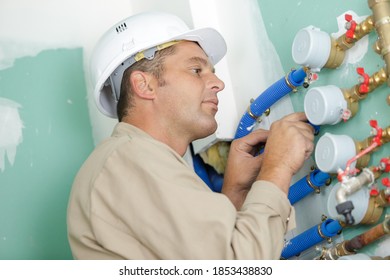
[0,49,94,259]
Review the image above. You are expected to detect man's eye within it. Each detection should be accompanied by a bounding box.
[192,68,201,74]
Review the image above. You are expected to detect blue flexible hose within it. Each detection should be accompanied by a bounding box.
[234,68,307,139]
[281,219,342,259]
[193,154,224,192]
[192,154,213,188]
[288,169,330,204]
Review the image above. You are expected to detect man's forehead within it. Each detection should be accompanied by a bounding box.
[179,41,214,62]
[176,41,208,58]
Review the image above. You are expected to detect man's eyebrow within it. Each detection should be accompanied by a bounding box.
[187,56,215,73]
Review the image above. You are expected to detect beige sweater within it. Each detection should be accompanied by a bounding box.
[67,122,295,259]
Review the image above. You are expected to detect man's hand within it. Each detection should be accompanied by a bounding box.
[222,112,315,209]
[222,129,269,209]
[258,112,315,194]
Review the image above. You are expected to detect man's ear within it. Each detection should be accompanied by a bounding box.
[130,71,156,100]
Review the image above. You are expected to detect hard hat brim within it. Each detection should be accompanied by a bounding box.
[171,27,227,66]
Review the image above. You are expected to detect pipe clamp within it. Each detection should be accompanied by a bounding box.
[306,174,321,193]
[317,224,327,239]
[285,74,297,90]
[246,106,261,121]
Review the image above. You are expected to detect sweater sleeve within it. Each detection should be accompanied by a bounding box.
[233,180,296,259]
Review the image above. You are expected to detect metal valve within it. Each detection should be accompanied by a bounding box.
[345,14,357,39]
[357,67,369,94]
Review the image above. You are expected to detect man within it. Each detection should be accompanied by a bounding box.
[67,11,314,259]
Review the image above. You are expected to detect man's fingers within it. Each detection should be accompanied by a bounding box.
[283,112,308,122]
[234,129,269,153]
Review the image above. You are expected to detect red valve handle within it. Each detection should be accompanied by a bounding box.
[357,67,369,93]
[380,158,390,173]
[369,119,383,146]
[382,177,390,187]
[370,187,379,196]
[345,14,357,39]
[382,178,390,203]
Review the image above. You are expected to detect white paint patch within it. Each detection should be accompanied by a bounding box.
[332,11,369,65]
[0,98,24,171]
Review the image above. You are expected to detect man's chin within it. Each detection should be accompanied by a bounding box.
[199,122,218,139]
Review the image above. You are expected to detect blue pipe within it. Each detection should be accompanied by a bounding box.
[281,219,343,259]
[234,68,307,139]
[193,154,213,189]
[207,166,224,193]
[193,154,224,192]
[288,169,330,204]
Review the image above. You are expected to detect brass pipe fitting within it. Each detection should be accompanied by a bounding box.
[346,216,390,248]
[319,241,355,260]
[360,188,390,224]
[342,67,387,104]
[369,0,390,85]
[380,125,390,143]
[354,138,374,169]
[336,15,375,50]
[339,68,387,121]
[342,87,360,117]
[366,67,388,93]
[324,38,346,69]
[374,189,390,207]
[325,15,375,69]
[356,15,376,41]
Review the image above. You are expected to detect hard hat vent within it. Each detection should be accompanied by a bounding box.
[115,22,127,34]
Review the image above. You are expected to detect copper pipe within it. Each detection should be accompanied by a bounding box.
[319,217,390,259]
[344,216,390,251]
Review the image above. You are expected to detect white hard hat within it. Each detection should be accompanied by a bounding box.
[90,11,227,118]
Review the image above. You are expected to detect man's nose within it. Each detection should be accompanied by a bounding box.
[209,73,225,93]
